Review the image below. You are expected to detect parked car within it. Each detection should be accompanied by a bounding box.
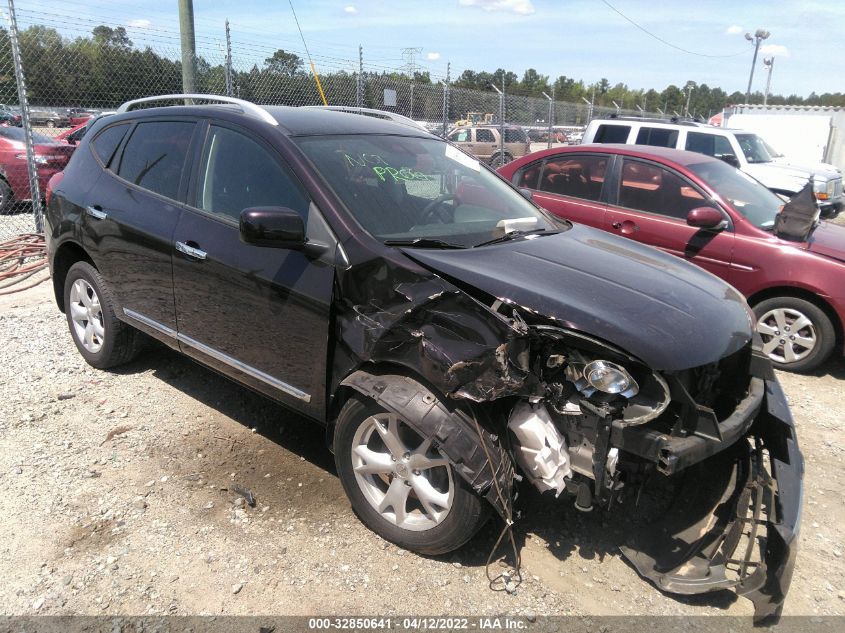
[46,95,801,620]
[581,117,843,218]
[0,110,22,127]
[56,112,113,146]
[28,108,69,128]
[446,124,530,166]
[66,108,98,127]
[0,126,74,213]
[499,144,845,372]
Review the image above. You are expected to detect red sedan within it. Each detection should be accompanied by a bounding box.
[0,126,74,214]
[498,144,845,372]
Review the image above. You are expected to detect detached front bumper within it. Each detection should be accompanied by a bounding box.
[621,378,803,622]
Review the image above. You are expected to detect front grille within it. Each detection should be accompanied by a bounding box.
[833,178,843,199]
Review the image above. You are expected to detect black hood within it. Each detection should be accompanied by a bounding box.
[402,224,753,371]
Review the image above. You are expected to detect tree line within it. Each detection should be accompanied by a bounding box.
[0,24,842,121]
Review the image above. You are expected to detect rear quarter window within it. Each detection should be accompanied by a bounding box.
[504,128,527,143]
[593,124,630,144]
[91,123,130,167]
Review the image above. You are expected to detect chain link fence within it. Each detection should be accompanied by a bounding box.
[0,1,662,240]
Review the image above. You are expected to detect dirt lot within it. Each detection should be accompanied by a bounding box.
[1,281,844,620]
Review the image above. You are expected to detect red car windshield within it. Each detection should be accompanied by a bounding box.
[687,159,783,229]
[0,126,55,144]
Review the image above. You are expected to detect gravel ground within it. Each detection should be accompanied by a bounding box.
[0,282,844,620]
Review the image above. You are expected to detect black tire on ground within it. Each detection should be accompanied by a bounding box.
[0,179,12,215]
[489,152,512,168]
[334,395,490,555]
[753,296,836,373]
[63,261,143,369]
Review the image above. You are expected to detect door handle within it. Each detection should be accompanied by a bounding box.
[85,205,107,220]
[611,222,622,229]
[175,241,207,260]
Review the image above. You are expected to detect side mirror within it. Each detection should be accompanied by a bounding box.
[687,206,727,230]
[240,207,306,249]
[519,188,534,201]
[719,153,740,168]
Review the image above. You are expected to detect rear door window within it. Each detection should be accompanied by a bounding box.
[475,129,495,142]
[117,121,195,200]
[504,128,526,143]
[538,154,608,201]
[593,124,630,143]
[90,123,130,167]
[635,127,679,148]
[448,129,470,143]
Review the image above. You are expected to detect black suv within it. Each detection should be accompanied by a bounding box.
[46,95,802,620]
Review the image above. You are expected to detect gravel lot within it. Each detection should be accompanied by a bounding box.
[1,270,844,620]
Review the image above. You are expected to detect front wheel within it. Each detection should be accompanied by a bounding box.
[489,152,512,168]
[334,396,489,555]
[753,296,835,372]
[0,179,13,215]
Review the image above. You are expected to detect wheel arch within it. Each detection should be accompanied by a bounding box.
[51,240,96,313]
[747,285,843,349]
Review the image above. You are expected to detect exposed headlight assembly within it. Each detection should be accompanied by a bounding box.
[584,360,638,396]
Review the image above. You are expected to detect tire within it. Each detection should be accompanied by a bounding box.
[334,395,490,555]
[753,296,835,372]
[489,152,512,168]
[0,179,12,215]
[63,261,143,369]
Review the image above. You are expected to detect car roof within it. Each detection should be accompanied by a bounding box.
[104,103,433,139]
[509,143,722,168]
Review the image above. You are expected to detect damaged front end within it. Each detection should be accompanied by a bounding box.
[333,249,802,621]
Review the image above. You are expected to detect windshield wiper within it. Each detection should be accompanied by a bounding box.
[473,228,558,248]
[384,237,466,249]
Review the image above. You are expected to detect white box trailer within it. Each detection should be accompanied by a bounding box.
[722,105,844,173]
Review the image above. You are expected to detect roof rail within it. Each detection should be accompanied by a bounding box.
[301,105,427,131]
[116,94,278,126]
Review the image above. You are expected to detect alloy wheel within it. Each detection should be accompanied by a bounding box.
[757,307,817,365]
[69,278,105,353]
[351,412,454,531]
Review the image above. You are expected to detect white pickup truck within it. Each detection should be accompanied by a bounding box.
[581,117,843,217]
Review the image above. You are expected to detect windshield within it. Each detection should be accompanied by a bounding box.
[295,134,558,247]
[688,159,783,229]
[761,138,784,158]
[0,126,54,144]
[735,133,775,164]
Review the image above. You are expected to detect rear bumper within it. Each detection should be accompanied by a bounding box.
[621,378,803,622]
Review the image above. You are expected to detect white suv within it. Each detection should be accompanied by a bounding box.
[581,118,843,217]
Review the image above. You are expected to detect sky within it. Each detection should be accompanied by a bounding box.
[20,0,845,97]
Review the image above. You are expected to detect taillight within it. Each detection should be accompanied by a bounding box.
[45,171,64,206]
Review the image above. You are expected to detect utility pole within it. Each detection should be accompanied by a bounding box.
[224,19,233,97]
[581,95,593,124]
[744,29,770,104]
[356,44,363,108]
[683,81,696,117]
[442,62,450,137]
[542,88,554,149]
[178,0,197,95]
[762,57,775,106]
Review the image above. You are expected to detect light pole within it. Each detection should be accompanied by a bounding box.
[683,81,696,117]
[489,81,505,165]
[581,95,594,124]
[744,29,770,104]
[542,90,553,148]
[762,57,775,106]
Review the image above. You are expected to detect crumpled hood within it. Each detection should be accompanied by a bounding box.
[402,224,754,371]
[807,221,845,262]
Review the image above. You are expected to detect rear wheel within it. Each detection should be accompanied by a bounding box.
[334,395,489,554]
[753,296,835,372]
[63,261,143,369]
[489,152,513,168]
